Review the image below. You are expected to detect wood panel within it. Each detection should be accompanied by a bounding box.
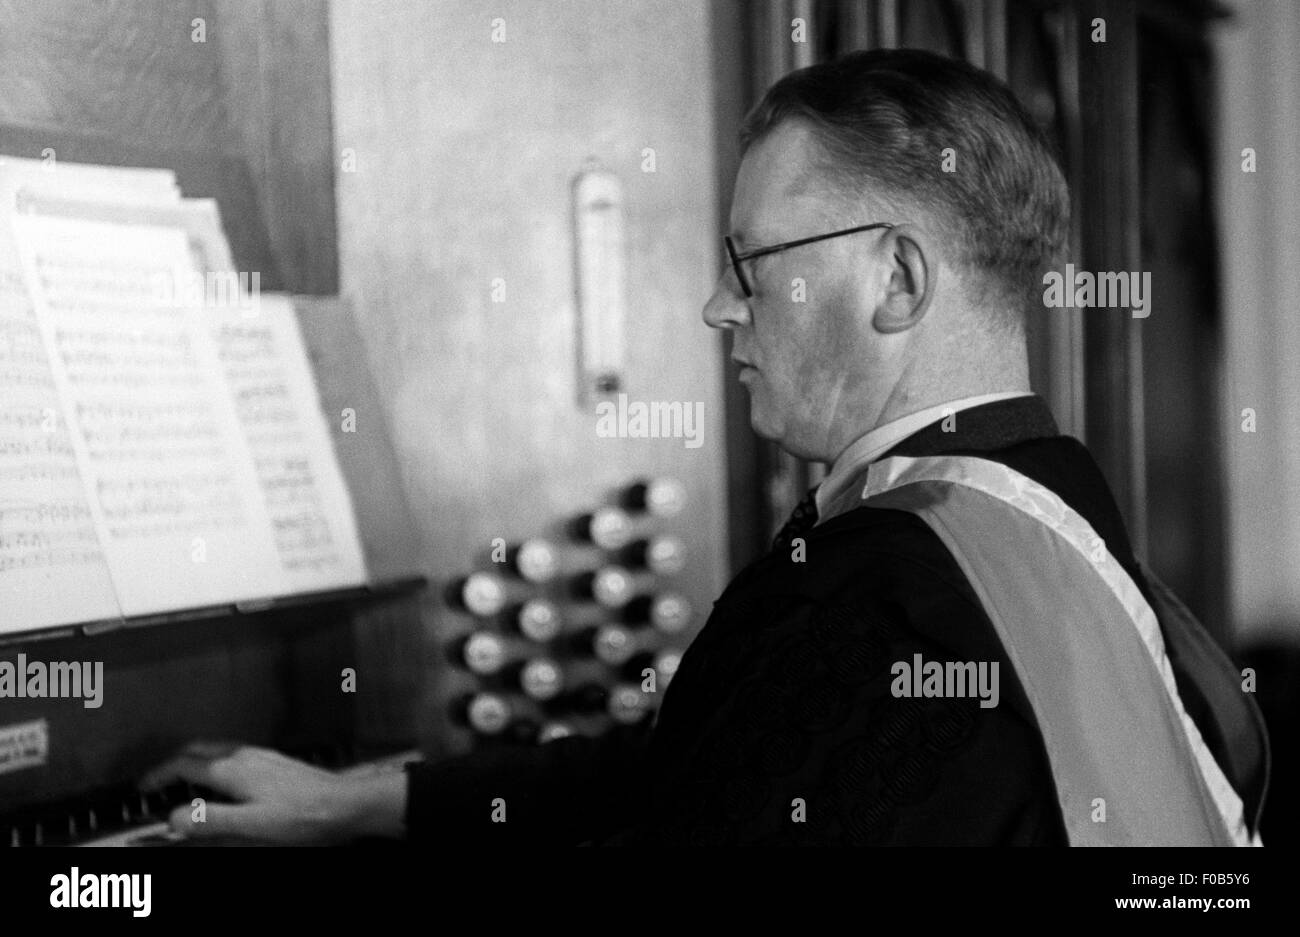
[0,0,337,295]
[212,0,339,294]
[0,0,226,146]
[1137,8,1229,636]
[1077,0,1147,558]
[1007,0,1087,440]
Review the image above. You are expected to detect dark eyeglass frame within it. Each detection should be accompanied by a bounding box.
[724,222,895,298]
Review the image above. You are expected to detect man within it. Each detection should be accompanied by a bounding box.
[146,49,1268,845]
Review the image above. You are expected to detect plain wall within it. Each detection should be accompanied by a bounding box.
[328,0,730,751]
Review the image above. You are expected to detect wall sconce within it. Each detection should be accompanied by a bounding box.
[572,161,626,404]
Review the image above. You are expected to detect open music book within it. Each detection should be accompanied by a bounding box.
[0,157,367,635]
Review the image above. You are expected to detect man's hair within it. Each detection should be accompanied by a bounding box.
[739,48,1069,332]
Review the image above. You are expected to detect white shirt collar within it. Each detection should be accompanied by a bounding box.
[814,391,1035,520]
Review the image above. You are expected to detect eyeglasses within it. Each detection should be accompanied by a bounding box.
[724,222,895,298]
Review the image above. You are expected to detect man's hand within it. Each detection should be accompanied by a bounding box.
[141,742,407,844]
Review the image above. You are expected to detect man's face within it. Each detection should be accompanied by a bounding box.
[703,120,891,463]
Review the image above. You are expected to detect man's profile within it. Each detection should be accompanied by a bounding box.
[145,48,1268,846]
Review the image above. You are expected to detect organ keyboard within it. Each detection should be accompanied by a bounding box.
[2,745,419,847]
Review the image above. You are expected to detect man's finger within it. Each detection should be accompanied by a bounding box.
[165,802,262,841]
[139,753,220,792]
[139,742,245,792]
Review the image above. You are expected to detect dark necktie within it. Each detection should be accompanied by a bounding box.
[771,484,819,554]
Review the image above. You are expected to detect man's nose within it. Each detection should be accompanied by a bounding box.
[702,274,749,330]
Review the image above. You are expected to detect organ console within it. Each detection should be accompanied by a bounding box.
[456,631,509,675]
[620,534,687,575]
[511,657,565,701]
[506,539,561,584]
[621,477,686,518]
[621,648,683,685]
[453,691,513,735]
[511,598,563,642]
[0,476,694,849]
[607,683,649,724]
[5,781,209,848]
[571,624,638,666]
[454,633,565,698]
[440,477,692,755]
[537,720,575,743]
[449,571,510,617]
[548,682,648,724]
[652,649,682,686]
[570,506,634,550]
[552,681,612,715]
[621,592,692,633]
[570,565,634,608]
[1,744,419,847]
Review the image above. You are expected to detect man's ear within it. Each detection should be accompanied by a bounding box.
[873,223,936,334]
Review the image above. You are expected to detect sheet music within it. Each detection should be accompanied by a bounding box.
[91,200,369,591]
[0,159,177,632]
[78,198,369,591]
[10,214,286,616]
[0,158,369,629]
[0,253,120,633]
[11,195,235,278]
[210,296,367,592]
[0,155,180,206]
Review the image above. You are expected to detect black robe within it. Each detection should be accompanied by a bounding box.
[405,395,1269,845]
